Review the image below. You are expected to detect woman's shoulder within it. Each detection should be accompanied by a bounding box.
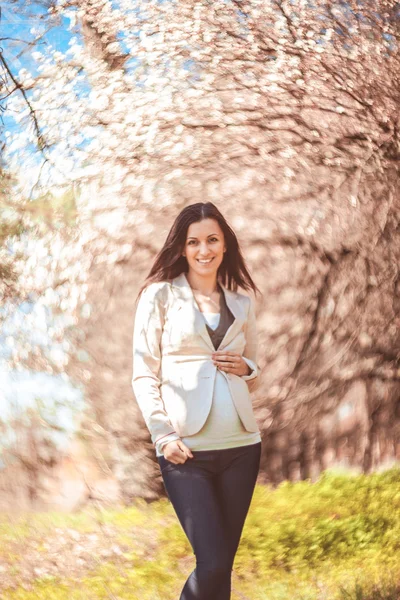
[138,281,175,309]
[140,280,172,298]
[226,287,252,306]
[227,289,255,319]
[142,280,171,292]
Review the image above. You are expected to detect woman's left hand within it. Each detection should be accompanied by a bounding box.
[212,351,251,377]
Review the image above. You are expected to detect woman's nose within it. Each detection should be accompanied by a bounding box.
[198,242,211,255]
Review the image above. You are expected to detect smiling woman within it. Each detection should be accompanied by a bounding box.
[132,202,262,600]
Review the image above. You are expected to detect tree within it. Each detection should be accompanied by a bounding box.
[2,0,400,504]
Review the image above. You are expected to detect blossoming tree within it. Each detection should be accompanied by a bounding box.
[2,0,400,503]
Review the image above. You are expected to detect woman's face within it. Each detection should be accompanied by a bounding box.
[183,218,226,279]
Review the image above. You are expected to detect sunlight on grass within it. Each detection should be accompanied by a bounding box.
[1,468,400,600]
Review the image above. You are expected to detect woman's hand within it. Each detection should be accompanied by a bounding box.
[163,439,194,464]
[212,351,251,376]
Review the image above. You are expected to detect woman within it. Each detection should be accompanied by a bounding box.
[132,202,262,600]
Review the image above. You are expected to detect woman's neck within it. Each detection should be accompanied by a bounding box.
[186,272,218,296]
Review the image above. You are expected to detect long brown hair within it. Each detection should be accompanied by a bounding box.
[138,202,259,297]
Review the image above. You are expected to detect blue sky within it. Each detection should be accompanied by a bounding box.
[1,4,73,134]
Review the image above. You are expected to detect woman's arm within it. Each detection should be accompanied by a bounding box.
[132,283,181,454]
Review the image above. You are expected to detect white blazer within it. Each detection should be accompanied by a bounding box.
[132,272,261,450]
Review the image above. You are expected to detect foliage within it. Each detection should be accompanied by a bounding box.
[1,469,400,599]
[158,468,400,578]
[0,176,80,306]
[0,169,26,302]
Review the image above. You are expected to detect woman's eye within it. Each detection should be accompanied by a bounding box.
[186,238,219,245]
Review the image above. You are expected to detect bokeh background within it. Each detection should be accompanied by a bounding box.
[2,0,400,508]
[1,2,400,597]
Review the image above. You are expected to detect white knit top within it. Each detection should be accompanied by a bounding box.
[202,311,221,330]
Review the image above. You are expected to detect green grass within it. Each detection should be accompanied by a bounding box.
[1,468,400,599]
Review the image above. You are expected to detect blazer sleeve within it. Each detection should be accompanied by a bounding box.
[132,283,181,453]
[241,295,261,393]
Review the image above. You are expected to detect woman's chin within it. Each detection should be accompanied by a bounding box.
[190,264,220,277]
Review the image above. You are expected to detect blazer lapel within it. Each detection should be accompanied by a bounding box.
[172,273,215,350]
[171,273,245,351]
[218,286,245,349]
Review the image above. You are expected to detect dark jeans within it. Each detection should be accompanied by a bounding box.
[157,441,261,600]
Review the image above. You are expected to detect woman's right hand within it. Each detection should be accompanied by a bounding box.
[163,439,194,464]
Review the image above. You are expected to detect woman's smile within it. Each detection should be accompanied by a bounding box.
[196,257,215,264]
